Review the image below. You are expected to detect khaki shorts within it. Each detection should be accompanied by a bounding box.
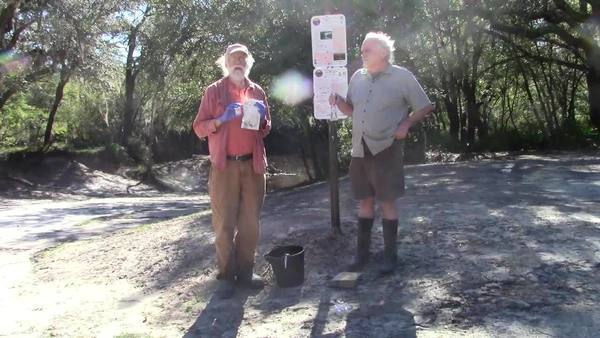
[350,139,405,201]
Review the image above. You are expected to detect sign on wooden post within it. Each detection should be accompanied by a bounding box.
[310,14,348,234]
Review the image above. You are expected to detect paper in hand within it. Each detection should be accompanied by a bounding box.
[241,99,261,130]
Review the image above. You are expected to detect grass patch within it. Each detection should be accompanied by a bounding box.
[70,146,105,156]
[0,145,29,155]
[115,334,152,338]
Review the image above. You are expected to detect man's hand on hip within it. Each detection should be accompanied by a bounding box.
[394,120,412,140]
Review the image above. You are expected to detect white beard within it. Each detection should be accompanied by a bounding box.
[229,68,246,82]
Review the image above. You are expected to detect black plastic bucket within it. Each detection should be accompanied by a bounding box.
[264,245,304,287]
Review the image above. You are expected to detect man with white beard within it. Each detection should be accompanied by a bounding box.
[193,43,271,299]
[330,32,434,275]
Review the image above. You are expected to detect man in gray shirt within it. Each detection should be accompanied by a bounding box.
[330,32,434,274]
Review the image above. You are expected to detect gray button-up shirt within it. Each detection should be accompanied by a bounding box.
[347,64,431,157]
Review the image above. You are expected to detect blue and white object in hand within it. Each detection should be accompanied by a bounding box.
[217,103,242,123]
[254,100,267,120]
[241,99,261,130]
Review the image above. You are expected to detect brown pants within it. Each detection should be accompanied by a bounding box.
[350,139,405,201]
[209,160,265,280]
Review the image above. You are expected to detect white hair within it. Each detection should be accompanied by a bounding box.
[364,32,395,63]
[215,52,255,77]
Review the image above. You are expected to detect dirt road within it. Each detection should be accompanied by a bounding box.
[1,153,599,337]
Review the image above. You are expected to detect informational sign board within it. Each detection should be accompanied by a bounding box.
[313,67,348,121]
[310,14,347,234]
[310,15,347,67]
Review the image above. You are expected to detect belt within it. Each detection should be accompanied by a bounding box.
[226,153,253,161]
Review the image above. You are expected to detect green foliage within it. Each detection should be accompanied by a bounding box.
[0,94,47,147]
[0,75,120,149]
[1,0,599,164]
[56,79,117,147]
[337,119,353,169]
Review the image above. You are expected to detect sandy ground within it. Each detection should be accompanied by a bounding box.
[1,152,599,337]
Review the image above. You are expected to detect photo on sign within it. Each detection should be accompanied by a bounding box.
[320,31,332,40]
[311,14,347,67]
[333,53,346,61]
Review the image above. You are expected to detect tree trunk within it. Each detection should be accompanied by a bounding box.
[588,65,600,129]
[463,82,480,147]
[0,87,17,110]
[0,0,21,51]
[567,71,582,126]
[43,67,71,149]
[586,42,600,129]
[586,4,600,129]
[121,27,138,145]
[300,106,324,180]
[0,0,20,110]
[478,101,488,139]
[299,144,314,181]
[519,68,550,140]
[309,122,326,179]
[444,96,460,142]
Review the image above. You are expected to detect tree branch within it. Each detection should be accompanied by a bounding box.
[484,29,588,71]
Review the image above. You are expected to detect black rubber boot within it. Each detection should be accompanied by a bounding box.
[236,271,265,289]
[214,278,235,299]
[346,217,374,272]
[380,219,398,275]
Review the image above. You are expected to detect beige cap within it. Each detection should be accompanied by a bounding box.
[225,43,249,56]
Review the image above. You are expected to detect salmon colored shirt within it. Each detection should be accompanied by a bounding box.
[226,81,255,156]
[192,77,271,174]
